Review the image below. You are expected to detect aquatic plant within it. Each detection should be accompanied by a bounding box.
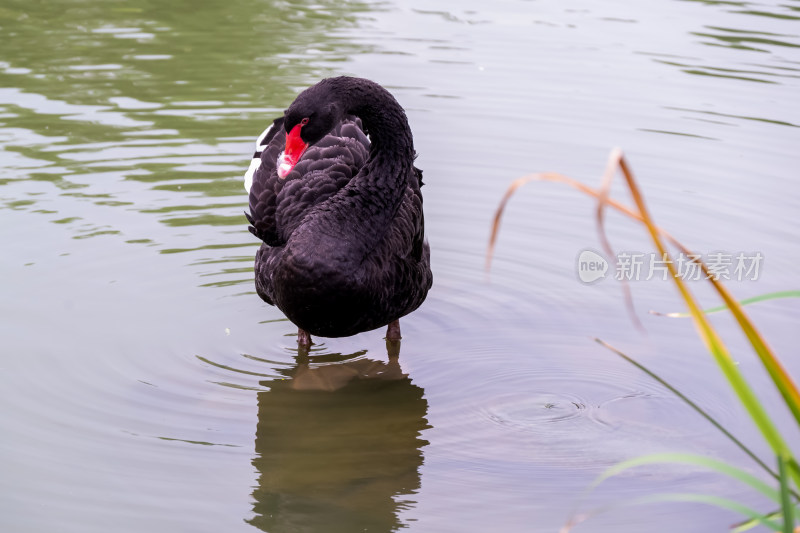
[486,149,800,532]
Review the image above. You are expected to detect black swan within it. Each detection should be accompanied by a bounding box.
[244,77,432,346]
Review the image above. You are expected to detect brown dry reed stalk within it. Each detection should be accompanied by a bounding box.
[486,147,800,479]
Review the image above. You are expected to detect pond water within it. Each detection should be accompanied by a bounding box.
[1,0,799,531]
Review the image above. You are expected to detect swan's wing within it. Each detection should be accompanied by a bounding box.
[410,166,426,261]
[244,118,283,194]
[246,117,370,247]
[246,116,288,246]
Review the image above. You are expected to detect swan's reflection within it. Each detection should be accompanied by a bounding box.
[248,341,430,532]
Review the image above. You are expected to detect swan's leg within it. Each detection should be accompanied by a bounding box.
[386,338,401,359]
[386,319,401,341]
[296,342,310,359]
[297,328,312,347]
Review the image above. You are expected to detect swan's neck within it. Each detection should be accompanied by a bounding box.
[338,80,414,162]
[335,77,415,210]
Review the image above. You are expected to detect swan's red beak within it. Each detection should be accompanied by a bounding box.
[277,123,308,179]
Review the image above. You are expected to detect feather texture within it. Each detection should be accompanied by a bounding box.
[245,77,432,337]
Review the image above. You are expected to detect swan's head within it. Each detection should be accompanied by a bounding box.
[276,117,309,179]
[277,84,342,179]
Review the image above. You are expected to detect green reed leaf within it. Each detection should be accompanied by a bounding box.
[598,149,800,488]
[592,453,780,503]
[594,338,793,493]
[562,492,783,532]
[779,454,797,533]
[651,290,800,318]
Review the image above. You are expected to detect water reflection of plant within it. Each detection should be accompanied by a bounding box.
[487,149,800,532]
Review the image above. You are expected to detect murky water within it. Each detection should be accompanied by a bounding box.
[1,0,799,531]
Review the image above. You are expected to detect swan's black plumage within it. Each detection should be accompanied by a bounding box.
[246,77,432,338]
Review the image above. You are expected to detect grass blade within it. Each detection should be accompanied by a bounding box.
[591,453,780,503]
[731,510,784,533]
[650,290,800,318]
[594,338,788,490]
[488,148,800,514]
[595,150,643,331]
[779,455,797,533]
[487,153,800,435]
[563,492,784,532]
[605,150,800,488]
[562,453,786,532]
[486,171,681,273]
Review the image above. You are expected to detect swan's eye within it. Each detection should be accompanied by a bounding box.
[300,117,309,126]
